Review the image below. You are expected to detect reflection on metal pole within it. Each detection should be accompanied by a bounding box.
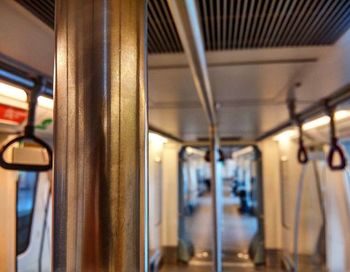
[54,0,148,271]
[210,126,222,272]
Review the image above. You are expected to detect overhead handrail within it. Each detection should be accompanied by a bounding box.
[325,103,347,171]
[257,83,350,142]
[0,77,52,171]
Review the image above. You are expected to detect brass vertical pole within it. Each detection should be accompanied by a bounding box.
[54,0,148,271]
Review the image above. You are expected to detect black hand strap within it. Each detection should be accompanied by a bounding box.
[0,77,53,172]
[0,134,52,171]
[326,106,346,171]
[297,122,308,164]
[287,93,308,165]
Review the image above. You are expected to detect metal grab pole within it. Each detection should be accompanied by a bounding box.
[54,0,148,271]
[293,165,308,272]
[312,161,327,263]
[167,2,221,270]
[210,126,222,272]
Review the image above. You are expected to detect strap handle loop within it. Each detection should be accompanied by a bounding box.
[287,92,308,165]
[297,122,308,164]
[327,137,347,170]
[0,135,52,171]
[0,77,53,172]
[326,105,347,171]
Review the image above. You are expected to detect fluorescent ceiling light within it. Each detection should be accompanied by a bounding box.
[186,146,205,156]
[334,110,350,120]
[302,110,350,130]
[149,132,168,144]
[0,81,54,109]
[38,96,54,109]
[302,116,330,130]
[273,129,297,142]
[274,110,350,141]
[0,82,27,101]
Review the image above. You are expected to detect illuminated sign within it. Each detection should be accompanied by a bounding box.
[0,104,27,125]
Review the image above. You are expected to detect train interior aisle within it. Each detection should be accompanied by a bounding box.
[2,0,350,272]
[185,185,258,266]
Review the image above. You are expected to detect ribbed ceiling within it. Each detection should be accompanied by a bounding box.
[15,0,350,54]
[148,0,183,54]
[16,0,54,29]
[150,0,350,53]
[196,0,350,50]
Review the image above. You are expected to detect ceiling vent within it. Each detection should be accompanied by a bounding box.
[16,0,54,29]
[15,0,350,54]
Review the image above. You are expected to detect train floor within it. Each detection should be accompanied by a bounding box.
[161,183,281,271]
[186,186,257,253]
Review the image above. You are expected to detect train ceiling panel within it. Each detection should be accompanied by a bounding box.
[196,0,350,50]
[7,0,350,141]
[16,0,350,53]
[148,0,183,54]
[15,0,55,29]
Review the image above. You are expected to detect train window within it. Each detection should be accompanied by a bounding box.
[341,140,350,161]
[16,172,38,255]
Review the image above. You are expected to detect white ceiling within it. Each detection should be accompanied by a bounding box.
[0,0,54,76]
[149,47,331,140]
[0,0,340,141]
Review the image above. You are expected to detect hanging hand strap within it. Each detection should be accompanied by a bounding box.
[326,106,346,170]
[297,121,308,164]
[287,90,308,165]
[0,135,52,171]
[0,77,53,171]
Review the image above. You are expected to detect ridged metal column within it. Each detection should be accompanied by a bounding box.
[54,0,148,271]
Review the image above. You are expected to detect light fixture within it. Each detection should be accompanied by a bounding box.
[149,132,168,144]
[0,82,27,101]
[0,82,54,110]
[334,110,350,121]
[302,116,330,130]
[273,110,350,141]
[273,129,297,142]
[186,146,205,156]
[302,110,350,130]
[38,95,54,109]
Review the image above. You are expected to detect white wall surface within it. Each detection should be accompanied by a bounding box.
[278,139,323,256]
[324,167,350,272]
[258,139,282,249]
[297,28,350,105]
[0,135,17,272]
[149,139,164,254]
[161,142,181,247]
[0,0,54,75]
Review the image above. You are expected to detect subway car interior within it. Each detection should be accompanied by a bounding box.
[2,0,350,271]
